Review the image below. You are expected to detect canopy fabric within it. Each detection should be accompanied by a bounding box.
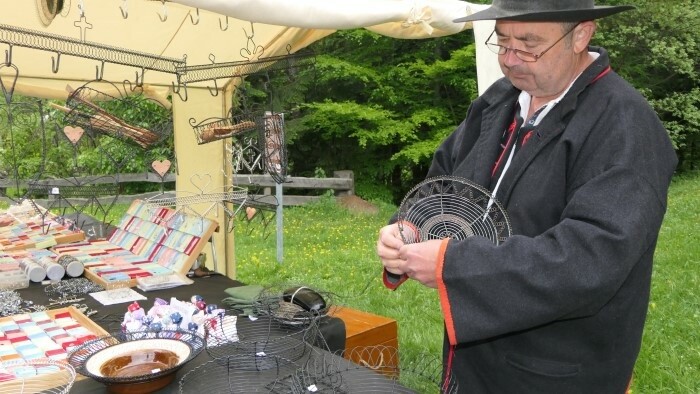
[0,0,499,101]
[171,0,475,38]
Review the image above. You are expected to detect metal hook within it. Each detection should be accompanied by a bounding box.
[219,15,229,31]
[51,52,61,73]
[95,60,105,80]
[120,0,128,19]
[4,44,12,65]
[123,68,145,92]
[135,67,145,88]
[208,79,219,97]
[243,22,255,39]
[190,8,200,25]
[158,0,168,22]
[171,80,188,102]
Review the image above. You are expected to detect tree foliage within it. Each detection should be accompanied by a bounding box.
[285,29,479,203]
[596,0,699,172]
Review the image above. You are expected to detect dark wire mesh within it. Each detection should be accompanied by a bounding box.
[204,314,312,362]
[178,354,300,393]
[398,176,512,245]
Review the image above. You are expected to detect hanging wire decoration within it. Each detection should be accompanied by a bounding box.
[190,102,260,145]
[398,176,512,245]
[59,80,172,150]
[146,174,248,234]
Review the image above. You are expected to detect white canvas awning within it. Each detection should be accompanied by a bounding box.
[0,0,499,102]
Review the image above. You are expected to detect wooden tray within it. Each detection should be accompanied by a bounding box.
[0,306,109,387]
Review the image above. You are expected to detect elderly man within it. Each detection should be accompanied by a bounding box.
[376,1,677,392]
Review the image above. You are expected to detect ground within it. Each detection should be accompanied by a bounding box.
[336,195,379,215]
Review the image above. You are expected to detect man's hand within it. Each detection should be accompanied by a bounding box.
[378,223,444,288]
[377,223,406,275]
[399,239,443,288]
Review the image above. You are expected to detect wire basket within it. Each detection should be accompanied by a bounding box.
[62,81,172,150]
[283,346,458,394]
[0,359,76,394]
[398,176,512,245]
[190,111,260,145]
[179,354,300,393]
[204,314,312,362]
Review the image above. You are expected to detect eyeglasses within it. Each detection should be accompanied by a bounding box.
[485,24,579,63]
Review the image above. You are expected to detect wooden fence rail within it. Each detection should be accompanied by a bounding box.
[0,171,354,207]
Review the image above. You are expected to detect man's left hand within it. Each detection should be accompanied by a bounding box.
[398,239,444,288]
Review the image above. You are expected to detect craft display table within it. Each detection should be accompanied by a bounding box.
[11,274,350,393]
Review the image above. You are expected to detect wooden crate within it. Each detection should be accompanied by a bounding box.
[329,306,399,376]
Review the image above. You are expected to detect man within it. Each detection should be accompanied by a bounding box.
[376,1,678,393]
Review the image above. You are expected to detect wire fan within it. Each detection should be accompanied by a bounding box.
[398,176,511,245]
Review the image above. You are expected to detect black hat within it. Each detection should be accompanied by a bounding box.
[454,0,635,23]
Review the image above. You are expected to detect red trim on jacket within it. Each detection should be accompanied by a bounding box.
[436,238,457,345]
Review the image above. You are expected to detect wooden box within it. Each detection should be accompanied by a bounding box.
[329,306,399,376]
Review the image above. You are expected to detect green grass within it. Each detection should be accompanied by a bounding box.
[233,174,700,393]
[234,197,445,370]
[632,172,700,393]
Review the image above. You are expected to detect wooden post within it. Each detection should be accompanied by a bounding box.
[333,170,354,196]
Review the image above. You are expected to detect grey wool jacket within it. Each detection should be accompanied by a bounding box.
[421,46,677,393]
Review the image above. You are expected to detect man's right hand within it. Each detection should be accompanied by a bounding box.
[377,223,406,275]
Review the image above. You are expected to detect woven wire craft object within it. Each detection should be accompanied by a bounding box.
[62,81,172,150]
[398,176,512,245]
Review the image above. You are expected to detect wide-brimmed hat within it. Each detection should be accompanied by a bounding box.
[454,0,635,23]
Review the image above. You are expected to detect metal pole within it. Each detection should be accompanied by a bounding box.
[276,182,283,263]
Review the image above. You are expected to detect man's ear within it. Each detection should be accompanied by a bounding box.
[573,21,596,53]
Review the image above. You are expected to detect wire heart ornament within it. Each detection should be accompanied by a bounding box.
[151,159,171,177]
[190,173,212,194]
[63,125,85,144]
[245,206,257,220]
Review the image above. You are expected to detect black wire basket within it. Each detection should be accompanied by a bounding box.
[284,346,458,394]
[178,354,300,393]
[203,314,312,362]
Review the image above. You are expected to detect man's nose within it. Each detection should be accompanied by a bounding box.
[501,48,523,67]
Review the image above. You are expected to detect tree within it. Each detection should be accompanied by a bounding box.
[284,29,480,203]
[596,0,700,171]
